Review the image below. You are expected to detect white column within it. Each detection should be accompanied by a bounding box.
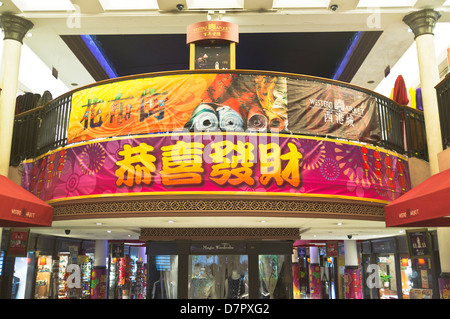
[344,240,358,266]
[0,14,33,177]
[310,246,319,264]
[403,9,442,175]
[415,34,442,175]
[94,240,108,267]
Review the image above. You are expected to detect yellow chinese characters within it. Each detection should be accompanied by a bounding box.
[115,143,156,187]
[259,142,303,187]
[209,140,255,186]
[160,141,204,186]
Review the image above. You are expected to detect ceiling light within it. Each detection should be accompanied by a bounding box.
[337,222,342,226]
[99,0,159,11]
[107,230,112,233]
[168,220,175,223]
[357,0,418,8]
[260,220,267,223]
[273,0,331,8]
[95,222,103,225]
[186,0,243,9]
[26,32,32,37]
[11,0,76,11]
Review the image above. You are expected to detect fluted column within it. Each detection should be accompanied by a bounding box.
[403,9,442,175]
[0,14,33,177]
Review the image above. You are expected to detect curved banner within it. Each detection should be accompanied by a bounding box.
[67,73,380,145]
[22,133,409,204]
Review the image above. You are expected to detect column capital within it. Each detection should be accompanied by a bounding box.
[0,13,33,44]
[403,9,441,39]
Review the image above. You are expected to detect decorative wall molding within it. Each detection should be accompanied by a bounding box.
[52,197,385,221]
[140,227,301,241]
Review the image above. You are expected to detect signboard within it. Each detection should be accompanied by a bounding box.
[190,242,246,254]
[326,241,338,257]
[186,21,239,44]
[66,73,380,146]
[7,228,30,257]
[406,228,432,258]
[22,132,410,205]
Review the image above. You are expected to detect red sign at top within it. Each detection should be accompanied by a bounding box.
[187,21,239,43]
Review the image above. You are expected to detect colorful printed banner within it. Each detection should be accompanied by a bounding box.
[67,73,380,145]
[22,133,410,204]
[344,267,362,299]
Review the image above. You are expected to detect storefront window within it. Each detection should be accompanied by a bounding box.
[148,255,178,299]
[259,255,290,299]
[34,255,52,299]
[399,255,413,299]
[12,252,35,299]
[377,254,397,299]
[188,255,248,299]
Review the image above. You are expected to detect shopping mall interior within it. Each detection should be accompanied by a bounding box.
[0,0,449,301]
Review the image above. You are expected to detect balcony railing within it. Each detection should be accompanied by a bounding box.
[436,72,450,150]
[9,70,429,166]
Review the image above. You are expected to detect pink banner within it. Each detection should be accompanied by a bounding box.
[344,267,362,299]
[309,264,322,299]
[21,133,410,204]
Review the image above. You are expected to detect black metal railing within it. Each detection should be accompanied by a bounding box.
[10,107,43,166]
[436,73,450,150]
[9,70,430,166]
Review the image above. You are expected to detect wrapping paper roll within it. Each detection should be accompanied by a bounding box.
[247,105,268,132]
[266,109,285,132]
[184,103,219,131]
[217,105,244,132]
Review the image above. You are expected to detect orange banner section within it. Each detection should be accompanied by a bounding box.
[68,74,217,143]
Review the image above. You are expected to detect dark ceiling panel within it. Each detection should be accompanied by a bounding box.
[93,32,357,79]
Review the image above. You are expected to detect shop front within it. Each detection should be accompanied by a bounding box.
[361,232,440,299]
[145,239,294,299]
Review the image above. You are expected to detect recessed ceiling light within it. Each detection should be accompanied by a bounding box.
[337,222,343,226]
[11,0,76,12]
[99,0,159,11]
[26,32,32,37]
[107,230,111,233]
[168,220,175,223]
[260,220,267,223]
[95,222,103,226]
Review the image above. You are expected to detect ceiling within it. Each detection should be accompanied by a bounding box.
[2,0,449,243]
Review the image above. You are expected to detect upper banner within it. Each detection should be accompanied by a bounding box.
[22,133,409,204]
[67,73,381,145]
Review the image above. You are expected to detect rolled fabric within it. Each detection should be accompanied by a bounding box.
[216,105,244,132]
[266,109,285,132]
[247,104,268,132]
[184,103,219,132]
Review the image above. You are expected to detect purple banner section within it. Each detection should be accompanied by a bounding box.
[344,267,362,299]
[21,133,410,204]
[309,264,322,299]
[439,276,450,299]
[91,267,107,299]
